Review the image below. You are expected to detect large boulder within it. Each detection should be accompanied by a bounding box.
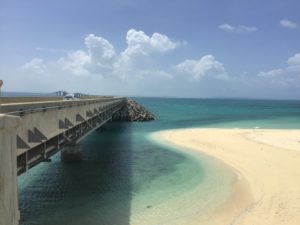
[112,99,155,122]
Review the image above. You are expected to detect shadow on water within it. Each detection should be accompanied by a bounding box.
[18,122,133,225]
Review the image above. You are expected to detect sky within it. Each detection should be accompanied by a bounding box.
[0,0,300,99]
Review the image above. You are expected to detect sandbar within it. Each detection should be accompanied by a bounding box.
[152,128,300,225]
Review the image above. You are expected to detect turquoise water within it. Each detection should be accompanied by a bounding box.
[18,98,300,225]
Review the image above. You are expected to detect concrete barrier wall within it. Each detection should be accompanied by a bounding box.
[0,115,20,225]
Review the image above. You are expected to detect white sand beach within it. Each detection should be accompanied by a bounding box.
[152,129,300,225]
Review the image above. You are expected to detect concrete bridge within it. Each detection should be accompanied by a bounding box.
[0,97,126,225]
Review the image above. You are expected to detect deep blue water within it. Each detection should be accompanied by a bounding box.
[18,98,300,225]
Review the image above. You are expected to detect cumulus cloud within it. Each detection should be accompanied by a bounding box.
[58,34,116,77]
[280,19,298,29]
[258,53,300,81]
[219,24,257,34]
[120,29,182,70]
[14,30,300,99]
[287,53,300,71]
[18,29,237,97]
[85,34,116,60]
[58,50,90,76]
[257,69,284,77]
[176,55,228,80]
[124,29,180,55]
[22,58,45,74]
[23,29,182,79]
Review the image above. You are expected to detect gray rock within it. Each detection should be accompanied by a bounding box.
[112,99,155,122]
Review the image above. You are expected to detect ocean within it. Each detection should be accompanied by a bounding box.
[18,98,300,225]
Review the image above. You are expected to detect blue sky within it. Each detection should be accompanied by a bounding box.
[1,0,300,99]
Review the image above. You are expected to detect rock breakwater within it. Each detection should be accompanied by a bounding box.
[112,99,155,122]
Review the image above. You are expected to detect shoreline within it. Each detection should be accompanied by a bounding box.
[150,128,300,225]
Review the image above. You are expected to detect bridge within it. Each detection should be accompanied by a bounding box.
[0,96,127,225]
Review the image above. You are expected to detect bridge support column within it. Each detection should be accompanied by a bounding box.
[0,115,20,225]
[61,143,82,163]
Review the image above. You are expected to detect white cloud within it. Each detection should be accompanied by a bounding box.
[13,33,300,99]
[85,34,116,60]
[112,29,182,79]
[22,58,45,74]
[150,32,179,52]
[219,24,235,32]
[280,19,298,29]
[59,50,90,76]
[176,55,228,80]
[123,29,181,57]
[287,53,300,72]
[257,53,300,82]
[257,69,284,77]
[22,30,182,80]
[219,24,257,34]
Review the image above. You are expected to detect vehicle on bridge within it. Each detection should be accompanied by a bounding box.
[63,93,76,101]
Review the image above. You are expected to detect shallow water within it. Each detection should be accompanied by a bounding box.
[18,98,300,225]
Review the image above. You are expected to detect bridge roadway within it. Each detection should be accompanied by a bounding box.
[0,96,126,225]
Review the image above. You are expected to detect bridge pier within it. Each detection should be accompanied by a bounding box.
[0,115,20,225]
[61,143,82,163]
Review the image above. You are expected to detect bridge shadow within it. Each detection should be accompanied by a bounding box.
[18,122,133,225]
